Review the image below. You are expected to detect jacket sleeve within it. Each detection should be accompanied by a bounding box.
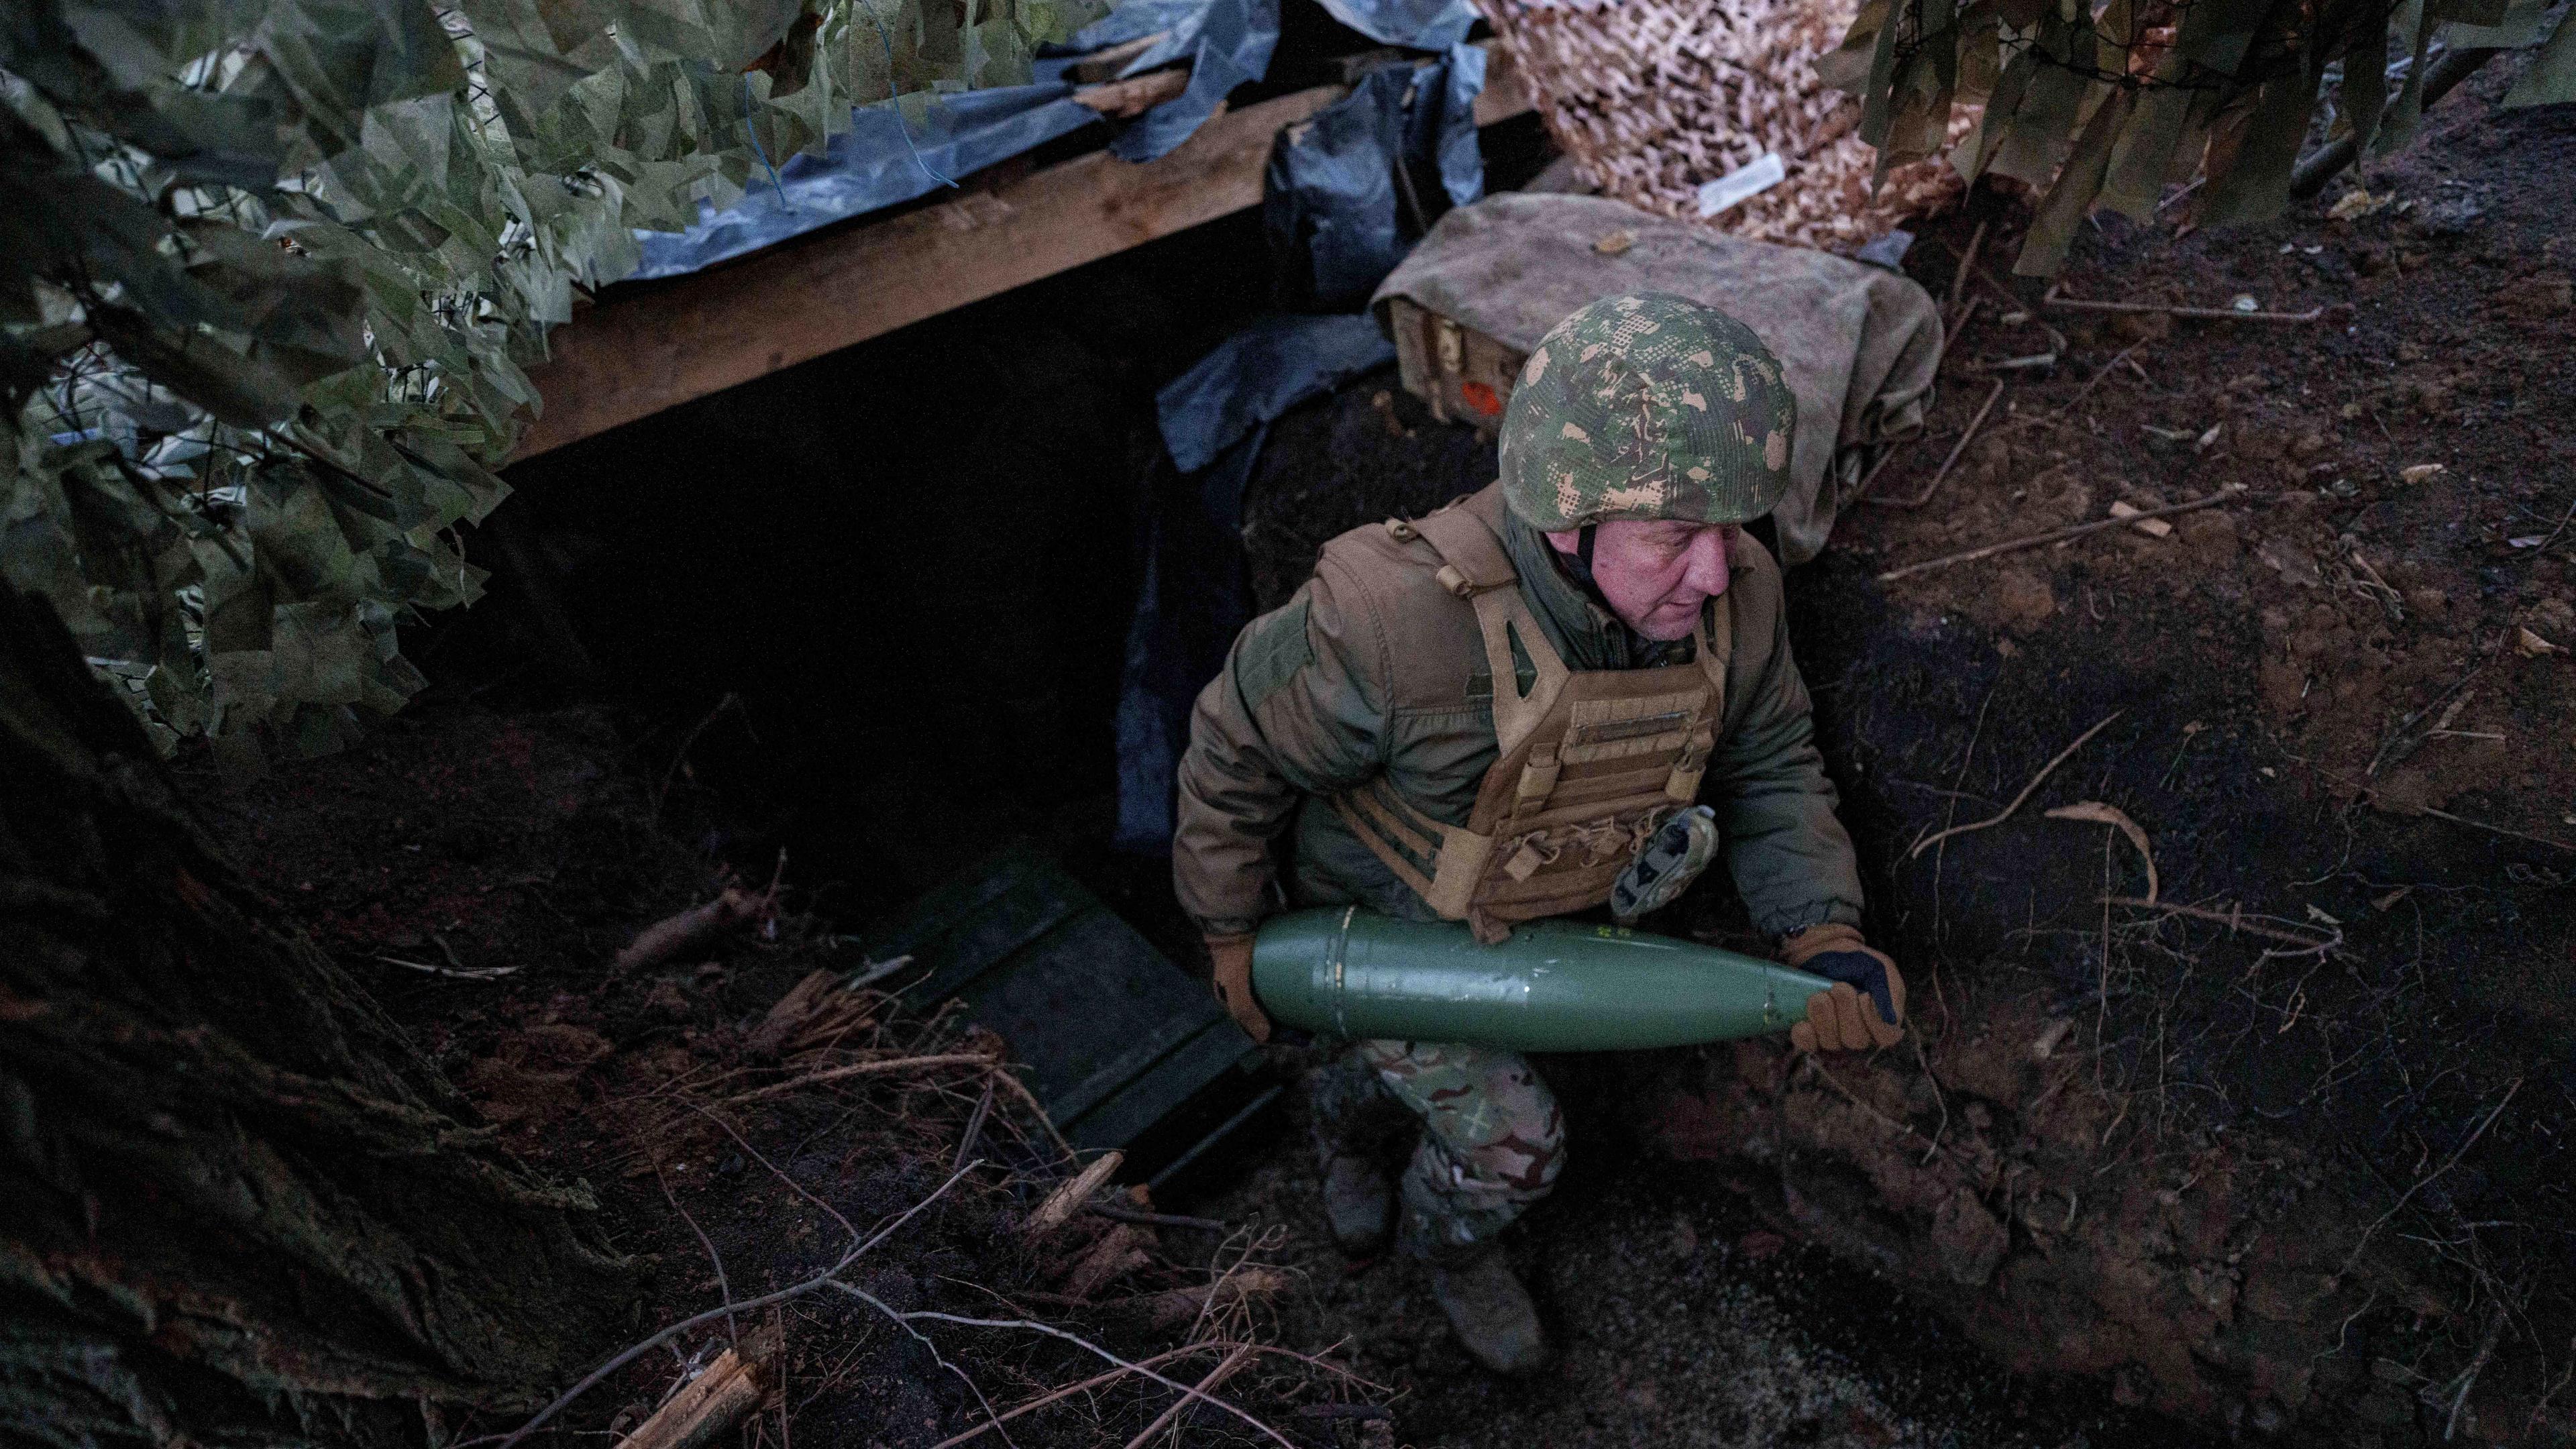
[1707,584,1866,941]
[1173,561,1390,936]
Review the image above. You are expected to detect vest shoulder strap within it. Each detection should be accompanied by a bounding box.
[1408,486,1518,596]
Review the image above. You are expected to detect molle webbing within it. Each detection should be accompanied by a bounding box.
[1332,486,1730,941]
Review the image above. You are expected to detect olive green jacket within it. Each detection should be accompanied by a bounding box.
[1173,490,1863,941]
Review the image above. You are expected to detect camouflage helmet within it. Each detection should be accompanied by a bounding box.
[1497,293,1796,531]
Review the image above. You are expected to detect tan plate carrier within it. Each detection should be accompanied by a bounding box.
[1333,494,1732,943]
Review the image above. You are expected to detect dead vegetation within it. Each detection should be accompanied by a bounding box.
[462,934,1392,1448]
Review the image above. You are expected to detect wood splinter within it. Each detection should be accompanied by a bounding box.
[614,1324,782,1449]
[1024,1150,1126,1237]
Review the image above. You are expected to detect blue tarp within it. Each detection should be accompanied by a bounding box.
[1314,0,1477,48]
[628,0,1490,283]
[631,0,1281,281]
[1261,46,1483,311]
[1113,315,1397,851]
[628,85,1108,280]
[1067,0,1282,162]
[1156,313,1395,472]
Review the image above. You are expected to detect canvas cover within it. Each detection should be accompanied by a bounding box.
[1371,193,1943,565]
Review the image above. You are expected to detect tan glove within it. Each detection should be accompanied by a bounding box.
[1206,933,1269,1043]
[1781,922,1905,1053]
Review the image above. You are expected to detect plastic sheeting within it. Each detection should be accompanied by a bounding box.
[629,0,1280,281]
[1314,0,1478,48]
[1156,313,1395,473]
[1113,315,1397,851]
[1069,0,1281,162]
[626,0,1490,284]
[628,85,1107,280]
[1262,46,1485,311]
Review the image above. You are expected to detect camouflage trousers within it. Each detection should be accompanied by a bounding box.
[1330,1040,1566,1260]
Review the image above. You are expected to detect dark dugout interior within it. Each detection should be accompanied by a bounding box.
[429,103,1559,969]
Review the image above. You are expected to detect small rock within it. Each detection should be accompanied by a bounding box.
[2417,196,2487,236]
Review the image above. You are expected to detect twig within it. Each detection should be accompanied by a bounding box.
[1877,492,2247,583]
[1026,1152,1126,1236]
[983,1064,1079,1161]
[491,1161,983,1449]
[2047,802,2158,903]
[2365,660,2489,779]
[1866,379,2005,511]
[2056,341,2144,418]
[1907,712,2123,860]
[1806,1057,1965,1168]
[2100,897,2338,952]
[1122,1345,1254,1449]
[373,954,519,980]
[1851,437,1914,500]
[955,1078,996,1171]
[2445,1311,2506,1442]
[2042,289,2325,323]
[924,1347,1222,1449]
[616,888,767,975]
[2410,803,2576,854]
[656,1162,737,1344]
[654,692,745,824]
[727,1053,1000,1106]
[841,1303,1300,1449]
[1088,1203,1230,1232]
[2518,490,2576,559]
[684,1103,860,1247]
[2340,1078,2523,1281]
[1947,219,1987,316]
[833,1285,1018,1449]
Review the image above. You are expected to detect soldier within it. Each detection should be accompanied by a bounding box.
[1173,294,1905,1375]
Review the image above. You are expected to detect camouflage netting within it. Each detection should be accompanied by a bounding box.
[1477,0,2571,272]
[1470,0,1978,252]
[1842,0,2574,272]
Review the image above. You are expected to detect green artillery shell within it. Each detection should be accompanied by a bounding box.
[1250,907,1831,1051]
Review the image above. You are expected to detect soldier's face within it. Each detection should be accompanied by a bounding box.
[1550,519,1737,641]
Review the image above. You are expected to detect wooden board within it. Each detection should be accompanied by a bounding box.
[511,47,1532,460]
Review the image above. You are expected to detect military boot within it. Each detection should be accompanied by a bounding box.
[1307,1058,1402,1254]
[1422,1244,1548,1376]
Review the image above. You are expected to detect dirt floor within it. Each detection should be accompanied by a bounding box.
[174,48,2573,1449]
[1224,54,2575,1445]
[189,702,2169,1448]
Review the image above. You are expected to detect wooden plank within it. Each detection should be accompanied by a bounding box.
[510,87,1334,460]
[1475,43,1532,127]
[513,46,1536,461]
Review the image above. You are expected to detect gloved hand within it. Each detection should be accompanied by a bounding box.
[1780,922,1905,1053]
[1206,933,1269,1043]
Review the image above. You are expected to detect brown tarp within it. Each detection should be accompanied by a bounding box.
[1373,193,1945,564]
